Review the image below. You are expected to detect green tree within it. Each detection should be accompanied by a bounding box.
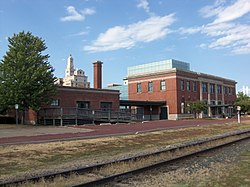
[235,92,250,114]
[188,101,208,118]
[0,31,57,123]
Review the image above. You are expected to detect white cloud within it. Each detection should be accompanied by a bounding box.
[61,6,95,22]
[179,26,202,34]
[181,0,250,55]
[199,43,207,49]
[213,0,250,24]
[84,14,175,52]
[81,8,96,16]
[137,0,150,13]
[206,23,250,54]
[137,0,154,16]
[199,0,226,18]
[200,0,250,24]
[68,31,89,37]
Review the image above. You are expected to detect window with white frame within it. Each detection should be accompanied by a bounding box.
[137,83,142,93]
[202,83,207,93]
[51,99,60,106]
[181,80,185,91]
[187,81,190,91]
[148,82,153,92]
[160,80,166,91]
[228,87,231,95]
[193,81,197,92]
[217,85,222,94]
[210,83,215,93]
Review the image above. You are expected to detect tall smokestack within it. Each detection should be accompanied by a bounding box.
[93,61,103,89]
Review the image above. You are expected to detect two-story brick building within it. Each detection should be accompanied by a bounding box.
[126,59,236,120]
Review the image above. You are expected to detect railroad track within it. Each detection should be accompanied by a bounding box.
[1,129,250,187]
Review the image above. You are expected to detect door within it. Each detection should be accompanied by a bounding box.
[160,107,168,120]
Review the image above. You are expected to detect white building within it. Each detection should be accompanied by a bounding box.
[242,86,250,96]
[59,54,90,88]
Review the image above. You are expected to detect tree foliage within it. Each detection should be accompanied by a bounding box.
[235,92,250,114]
[0,31,56,114]
[188,101,208,118]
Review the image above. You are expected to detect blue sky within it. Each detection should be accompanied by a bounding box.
[0,0,250,91]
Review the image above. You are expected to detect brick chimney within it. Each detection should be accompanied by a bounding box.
[93,61,103,89]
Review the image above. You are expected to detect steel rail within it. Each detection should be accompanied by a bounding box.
[1,129,250,187]
[72,132,250,187]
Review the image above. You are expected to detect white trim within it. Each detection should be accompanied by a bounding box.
[128,76,177,84]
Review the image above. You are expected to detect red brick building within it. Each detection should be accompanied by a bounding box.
[127,59,236,120]
[49,86,120,110]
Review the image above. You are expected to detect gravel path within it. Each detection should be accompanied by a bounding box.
[114,137,250,187]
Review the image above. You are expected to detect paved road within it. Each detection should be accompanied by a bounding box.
[0,118,249,145]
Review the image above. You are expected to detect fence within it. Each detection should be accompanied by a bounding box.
[38,108,143,125]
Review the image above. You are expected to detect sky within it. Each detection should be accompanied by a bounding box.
[0,0,250,91]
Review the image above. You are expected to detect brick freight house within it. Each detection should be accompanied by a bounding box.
[126,59,236,120]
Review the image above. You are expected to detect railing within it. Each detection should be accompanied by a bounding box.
[38,108,143,125]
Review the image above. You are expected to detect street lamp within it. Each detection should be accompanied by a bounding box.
[15,104,18,126]
[237,106,241,124]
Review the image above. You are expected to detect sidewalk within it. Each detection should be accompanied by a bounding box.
[0,118,249,145]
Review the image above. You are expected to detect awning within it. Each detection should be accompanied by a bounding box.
[120,100,166,107]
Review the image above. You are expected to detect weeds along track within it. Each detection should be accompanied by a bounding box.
[2,129,250,187]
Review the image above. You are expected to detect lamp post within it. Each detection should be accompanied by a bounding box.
[237,106,241,124]
[15,104,19,126]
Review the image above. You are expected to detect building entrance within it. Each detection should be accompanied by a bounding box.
[160,106,168,120]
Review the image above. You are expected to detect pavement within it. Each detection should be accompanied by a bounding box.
[0,118,249,145]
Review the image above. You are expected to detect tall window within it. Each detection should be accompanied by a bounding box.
[193,81,197,92]
[210,83,215,93]
[160,80,166,91]
[202,83,207,93]
[228,87,231,95]
[224,86,227,95]
[181,80,185,91]
[148,82,153,92]
[137,83,142,93]
[217,85,222,94]
[187,81,190,91]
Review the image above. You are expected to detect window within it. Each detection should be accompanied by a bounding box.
[232,87,235,95]
[224,86,227,95]
[228,87,231,95]
[181,80,185,91]
[210,83,215,93]
[101,102,112,111]
[137,83,142,93]
[148,82,153,92]
[160,80,166,91]
[193,81,197,92]
[187,81,190,91]
[202,83,207,93]
[51,99,60,106]
[77,101,90,109]
[217,85,222,94]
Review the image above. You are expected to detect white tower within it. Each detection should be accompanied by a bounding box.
[62,54,90,88]
[65,54,74,77]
